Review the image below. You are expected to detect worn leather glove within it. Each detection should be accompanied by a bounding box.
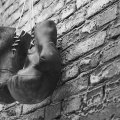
[0,27,31,104]
[8,20,61,104]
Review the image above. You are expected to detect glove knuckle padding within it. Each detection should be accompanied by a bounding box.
[0,27,31,104]
[8,20,61,104]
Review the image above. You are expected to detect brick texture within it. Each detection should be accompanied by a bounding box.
[0,0,120,120]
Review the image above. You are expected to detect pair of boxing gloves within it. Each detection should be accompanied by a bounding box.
[0,20,61,104]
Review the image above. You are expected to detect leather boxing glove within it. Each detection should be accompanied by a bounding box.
[0,27,31,104]
[8,20,61,104]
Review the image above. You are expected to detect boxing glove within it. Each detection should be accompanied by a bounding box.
[8,20,61,104]
[0,27,31,104]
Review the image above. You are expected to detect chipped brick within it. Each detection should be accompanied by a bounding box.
[57,9,85,36]
[22,98,50,115]
[62,96,81,114]
[45,102,61,120]
[81,19,96,34]
[60,2,76,20]
[102,40,120,63]
[76,0,90,9]
[108,25,120,38]
[96,4,117,27]
[87,86,103,106]
[52,74,88,102]
[87,0,116,18]
[21,108,44,120]
[90,60,120,84]
[62,31,106,64]
[61,28,79,50]
[62,64,79,82]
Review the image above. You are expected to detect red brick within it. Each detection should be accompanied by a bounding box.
[43,0,54,8]
[60,2,76,20]
[86,0,116,18]
[53,0,65,13]
[49,14,60,24]
[21,108,44,120]
[52,74,88,102]
[87,86,103,106]
[5,0,63,26]
[80,4,117,37]
[107,87,120,101]
[62,50,101,82]
[36,0,64,23]
[65,8,85,33]
[97,102,119,120]
[3,1,19,19]
[102,40,120,63]
[60,114,80,120]
[22,97,50,115]
[61,28,79,50]
[80,19,96,34]
[90,59,120,84]
[3,103,17,110]
[57,21,66,36]
[62,64,79,82]
[62,31,106,64]
[4,4,23,26]
[62,96,81,114]
[76,0,91,9]
[0,113,17,120]
[79,113,99,120]
[106,80,120,91]
[78,50,101,72]
[108,25,120,38]
[35,5,54,23]
[57,8,85,36]
[3,0,41,22]
[79,101,120,119]
[2,104,22,117]
[45,102,61,120]
[106,80,120,101]
[2,0,16,14]
[95,4,117,27]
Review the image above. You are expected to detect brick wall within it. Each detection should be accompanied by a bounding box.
[0,0,120,120]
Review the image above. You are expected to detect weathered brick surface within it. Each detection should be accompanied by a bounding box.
[57,8,85,36]
[52,73,88,102]
[62,96,81,114]
[86,0,117,18]
[22,97,50,114]
[108,24,120,38]
[60,114,80,120]
[79,101,120,120]
[60,2,76,20]
[45,102,61,120]
[101,40,120,63]
[95,4,117,27]
[62,31,106,64]
[86,86,104,106]
[76,0,90,9]
[1,0,120,120]
[62,63,79,82]
[62,50,101,82]
[0,104,22,120]
[61,27,79,50]
[21,108,44,120]
[60,3,117,51]
[90,59,120,84]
